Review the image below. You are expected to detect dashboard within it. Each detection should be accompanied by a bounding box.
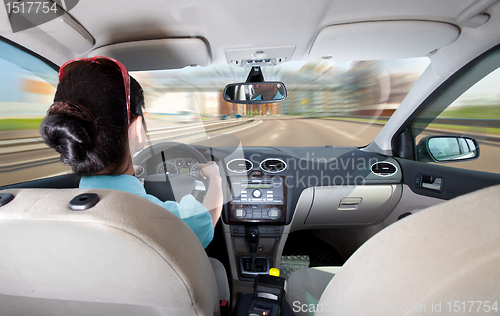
[136,143,403,229]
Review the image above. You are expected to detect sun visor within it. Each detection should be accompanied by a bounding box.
[309,20,460,61]
[90,38,211,71]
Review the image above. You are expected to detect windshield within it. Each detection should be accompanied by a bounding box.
[132,58,429,148]
[0,46,428,187]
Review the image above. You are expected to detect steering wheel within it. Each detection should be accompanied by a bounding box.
[133,141,209,203]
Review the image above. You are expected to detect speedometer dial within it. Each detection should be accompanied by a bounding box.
[157,162,178,175]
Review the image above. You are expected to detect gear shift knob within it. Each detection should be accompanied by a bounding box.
[248,228,259,266]
[248,228,259,253]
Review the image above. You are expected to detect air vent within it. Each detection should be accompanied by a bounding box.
[260,158,287,173]
[371,162,397,176]
[227,159,253,173]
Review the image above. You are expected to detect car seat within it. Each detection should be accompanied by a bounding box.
[286,184,500,315]
[0,188,229,316]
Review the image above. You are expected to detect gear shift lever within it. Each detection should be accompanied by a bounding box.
[248,228,259,270]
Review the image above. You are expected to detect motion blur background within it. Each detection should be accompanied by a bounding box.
[2,40,500,186]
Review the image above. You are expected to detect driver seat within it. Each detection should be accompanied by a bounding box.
[0,188,228,316]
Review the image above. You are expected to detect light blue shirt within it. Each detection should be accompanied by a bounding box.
[253,90,284,101]
[79,174,214,248]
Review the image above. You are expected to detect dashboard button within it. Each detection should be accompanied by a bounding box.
[268,208,280,219]
[234,208,246,220]
[252,189,262,198]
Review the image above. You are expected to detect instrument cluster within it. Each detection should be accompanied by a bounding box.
[156,158,200,177]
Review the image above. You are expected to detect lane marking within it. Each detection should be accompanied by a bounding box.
[308,120,362,141]
[270,134,278,140]
[280,120,287,130]
[208,119,263,137]
[328,126,362,141]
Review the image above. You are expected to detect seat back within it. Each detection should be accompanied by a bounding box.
[315,184,500,315]
[0,189,220,316]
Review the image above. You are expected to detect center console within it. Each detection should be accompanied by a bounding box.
[223,175,288,281]
[226,176,287,224]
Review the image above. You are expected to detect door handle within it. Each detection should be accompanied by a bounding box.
[415,174,443,191]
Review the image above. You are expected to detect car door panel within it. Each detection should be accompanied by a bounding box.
[396,158,500,200]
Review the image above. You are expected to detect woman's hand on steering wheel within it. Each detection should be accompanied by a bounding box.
[197,161,221,181]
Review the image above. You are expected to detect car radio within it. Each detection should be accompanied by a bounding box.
[226,176,286,224]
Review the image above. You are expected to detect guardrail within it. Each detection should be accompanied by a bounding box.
[329,115,500,128]
[0,118,254,172]
[424,118,500,128]
[0,118,253,153]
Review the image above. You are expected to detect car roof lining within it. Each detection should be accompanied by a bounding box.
[0,0,485,67]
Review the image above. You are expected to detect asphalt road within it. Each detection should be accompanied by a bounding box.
[1,116,499,186]
[195,116,382,147]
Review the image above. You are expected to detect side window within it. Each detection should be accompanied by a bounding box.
[0,39,62,186]
[413,65,500,173]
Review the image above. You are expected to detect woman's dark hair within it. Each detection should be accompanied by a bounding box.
[40,62,145,175]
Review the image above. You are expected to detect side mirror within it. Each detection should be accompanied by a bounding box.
[223,82,287,104]
[416,135,480,162]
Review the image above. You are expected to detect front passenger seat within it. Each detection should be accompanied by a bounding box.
[287,184,500,315]
[0,188,228,316]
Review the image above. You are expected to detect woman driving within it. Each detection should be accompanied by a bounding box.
[40,56,222,248]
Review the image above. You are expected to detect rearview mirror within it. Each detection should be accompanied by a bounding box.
[416,135,480,162]
[223,82,287,104]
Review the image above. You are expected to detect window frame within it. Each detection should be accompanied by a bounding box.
[391,43,500,161]
[0,35,59,72]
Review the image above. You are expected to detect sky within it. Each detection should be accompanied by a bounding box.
[455,67,500,103]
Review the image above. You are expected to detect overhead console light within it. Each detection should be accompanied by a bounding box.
[457,0,499,28]
[225,46,295,67]
[9,0,94,53]
[309,20,460,61]
[90,38,211,71]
